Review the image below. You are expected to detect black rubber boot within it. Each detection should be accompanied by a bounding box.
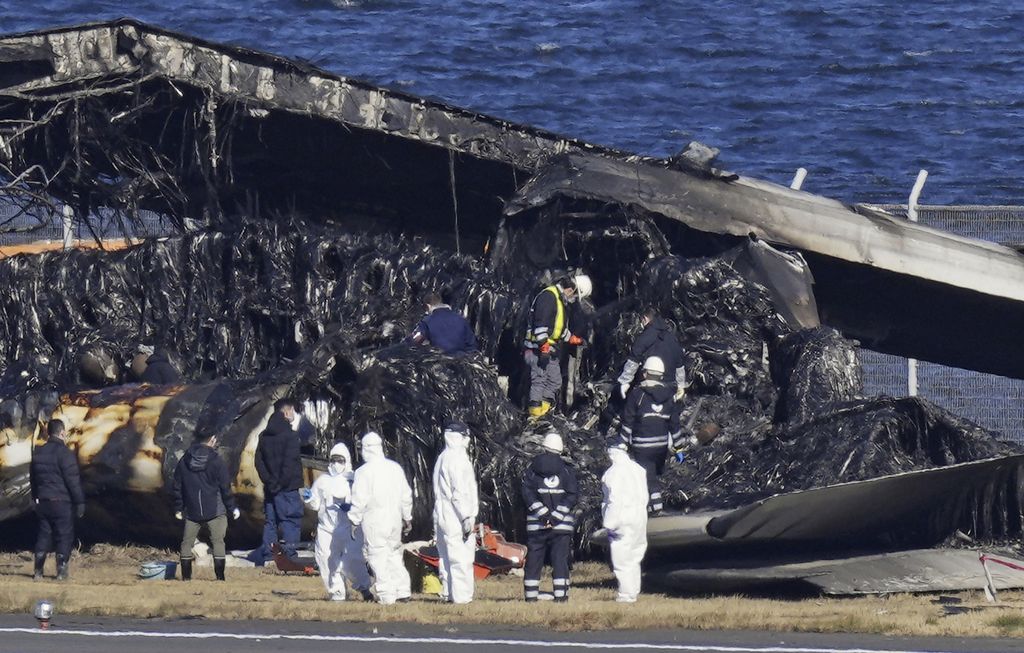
[55,555,69,581]
[180,558,192,581]
[214,557,226,581]
[33,553,46,581]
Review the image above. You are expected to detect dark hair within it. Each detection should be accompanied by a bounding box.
[195,431,215,443]
[642,307,659,321]
[556,277,574,290]
[424,292,443,306]
[0,413,12,430]
[274,398,297,412]
[47,419,65,438]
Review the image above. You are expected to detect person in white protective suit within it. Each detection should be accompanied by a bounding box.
[432,421,479,604]
[302,443,373,601]
[601,443,649,603]
[348,431,414,605]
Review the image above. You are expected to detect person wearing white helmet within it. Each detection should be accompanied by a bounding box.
[601,443,648,603]
[432,421,479,604]
[303,442,373,601]
[349,431,414,604]
[522,275,592,418]
[616,308,687,402]
[619,356,683,514]
[521,430,578,602]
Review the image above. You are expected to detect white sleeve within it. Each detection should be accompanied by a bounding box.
[450,456,479,523]
[348,470,369,526]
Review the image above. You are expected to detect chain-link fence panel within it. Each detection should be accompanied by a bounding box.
[857,204,1024,443]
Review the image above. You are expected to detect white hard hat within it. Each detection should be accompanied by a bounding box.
[643,356,665,376]
[573,274,593,300]
[542,431,564,454]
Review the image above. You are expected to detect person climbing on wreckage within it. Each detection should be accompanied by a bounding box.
[616,308,686,403]
[302,442,374,601]
[618,356,684,514]
[523,275,593,418]
[407,292,478,356]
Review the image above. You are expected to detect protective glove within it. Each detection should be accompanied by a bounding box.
[674,388,686,402]
[462,517,475,540]
[606,529,621,541]
[75,504,86,519]
[674,449,687,464]
[300,488,312,501]
[402,520,412,537]
[232,508,241,520]
[340,502,351,512]
[174,511,183,521]
[619,383,630,400]
[567,335,584,347]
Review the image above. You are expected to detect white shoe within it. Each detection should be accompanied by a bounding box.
[615,596,637,603]
[330,592,346,601]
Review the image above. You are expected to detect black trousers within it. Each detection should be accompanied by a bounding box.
[523,529,572,599]
[632,446,667,511]
[35,501,74,558]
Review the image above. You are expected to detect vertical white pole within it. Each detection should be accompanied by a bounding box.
[906,170,927,397]
[61,204,74,251]
[790,167,807,190]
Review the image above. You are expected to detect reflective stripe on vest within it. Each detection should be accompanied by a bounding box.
[526,286,565,344]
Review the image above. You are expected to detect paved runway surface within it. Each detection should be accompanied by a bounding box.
[0,615,1020,653]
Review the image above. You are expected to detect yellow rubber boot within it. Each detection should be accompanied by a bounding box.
[527,400,552,419]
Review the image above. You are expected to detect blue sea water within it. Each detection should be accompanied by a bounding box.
[1,1,1023,205]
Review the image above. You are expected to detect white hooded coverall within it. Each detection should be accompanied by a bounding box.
[432,428,479,604]
[601,447,649,602]
[349,432,414,604]
[303,443,372,600]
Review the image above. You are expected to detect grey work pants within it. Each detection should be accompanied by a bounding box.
[524,349,561,404]
[180,514,228,559]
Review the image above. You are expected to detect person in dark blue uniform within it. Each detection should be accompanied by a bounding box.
[408,292,477,356]
[617,308,686,401]
[30,419,84,581]
[521,431,578,602]
[619,357,683,514]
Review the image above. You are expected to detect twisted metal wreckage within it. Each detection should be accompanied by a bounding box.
[1,19,1024,594]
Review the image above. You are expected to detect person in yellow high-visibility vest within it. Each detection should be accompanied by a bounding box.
[522,275,592,417]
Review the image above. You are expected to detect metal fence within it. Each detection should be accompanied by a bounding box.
[858,204,1024,443]
[0,200,172,245]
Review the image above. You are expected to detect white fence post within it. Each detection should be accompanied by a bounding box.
[906,170,928,397]
[790,167,807,190]
[61,204,74,251]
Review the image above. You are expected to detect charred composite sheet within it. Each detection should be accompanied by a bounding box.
[1,20,1024,595]
[2,19,1024,378]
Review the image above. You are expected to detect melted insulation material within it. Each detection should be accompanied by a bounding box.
[0,212,1021,554]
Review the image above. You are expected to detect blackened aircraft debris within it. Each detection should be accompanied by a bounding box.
[0,20,1022,594]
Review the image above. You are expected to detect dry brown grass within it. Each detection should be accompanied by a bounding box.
[1,548,1023,636]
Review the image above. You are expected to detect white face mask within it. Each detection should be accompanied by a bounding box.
[328,460,346,475]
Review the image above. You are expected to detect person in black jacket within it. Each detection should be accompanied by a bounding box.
[253,399,304,564]
[522,275,592,418]
[616,308,686,401]
[30,419,84,581]
[619,356,683,514]
[521,431,578,602]
[173,432,240,581]
[140,348,183,385]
